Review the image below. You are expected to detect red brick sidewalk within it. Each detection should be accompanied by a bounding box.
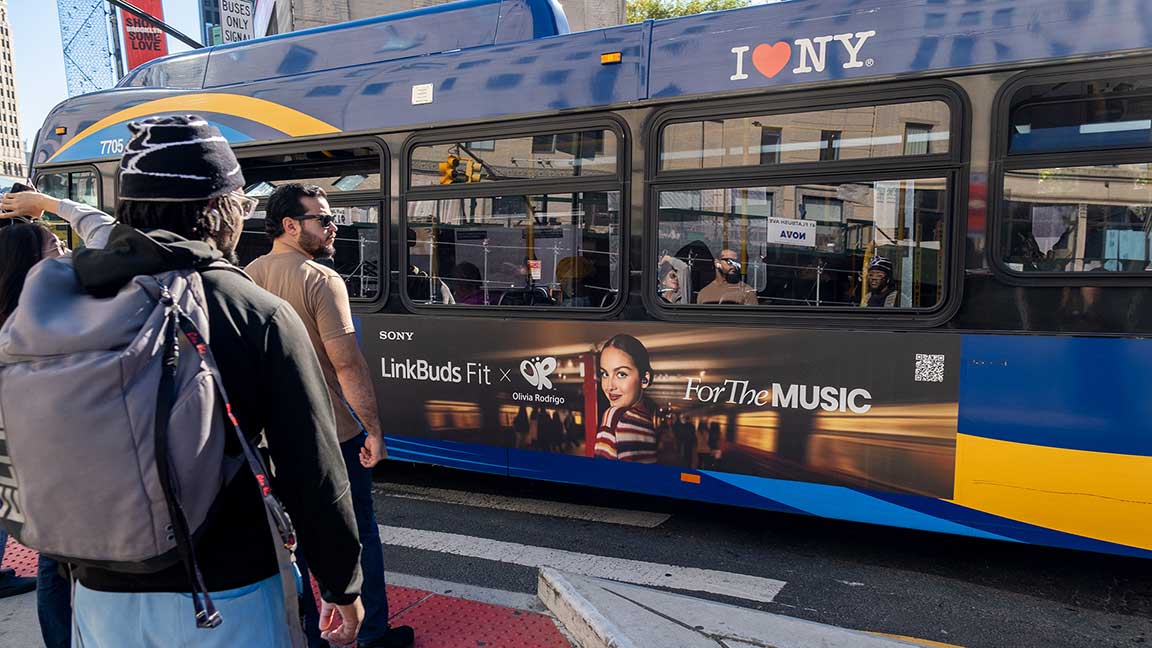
[4,538,570,648]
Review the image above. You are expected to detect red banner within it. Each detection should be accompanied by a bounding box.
[120,0,169,71]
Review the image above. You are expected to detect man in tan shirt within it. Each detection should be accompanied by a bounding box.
[695,248,759,305]
[246,184,414,648]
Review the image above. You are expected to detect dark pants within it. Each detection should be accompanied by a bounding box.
[37,557,72,648]
[298,432,390,646]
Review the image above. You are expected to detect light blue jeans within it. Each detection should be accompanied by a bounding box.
[73,575,292,647]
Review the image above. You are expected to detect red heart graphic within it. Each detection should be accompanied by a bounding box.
[752,42,791,78]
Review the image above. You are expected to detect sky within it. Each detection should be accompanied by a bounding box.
[9,0,202,150]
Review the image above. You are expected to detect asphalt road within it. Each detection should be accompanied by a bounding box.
[372,461,1152,648]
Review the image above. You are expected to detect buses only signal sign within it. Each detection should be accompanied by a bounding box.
[220,0,255,45]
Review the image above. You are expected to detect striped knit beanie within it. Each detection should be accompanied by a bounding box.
[118,115,244,202]
[869,256,893,276]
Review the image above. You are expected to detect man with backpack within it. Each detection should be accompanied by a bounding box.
[246,183,415,648]
[0,116,365,646]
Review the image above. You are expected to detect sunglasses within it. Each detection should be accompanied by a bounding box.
[236,194,259,219]
[720,258,742,270]
[293,214,337,228]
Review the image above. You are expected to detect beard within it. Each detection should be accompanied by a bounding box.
[300,228,336,259]
[724,271,742,284]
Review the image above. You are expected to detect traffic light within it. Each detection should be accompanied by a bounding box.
[462,159,482,183]
[438,155,482,184]
[438,154,459,184]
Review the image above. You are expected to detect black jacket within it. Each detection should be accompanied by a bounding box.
[70,225,363,605]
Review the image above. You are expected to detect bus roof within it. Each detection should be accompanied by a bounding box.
[119,0,571,91]
[35,0,1152,167]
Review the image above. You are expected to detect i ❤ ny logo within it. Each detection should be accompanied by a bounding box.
[730,30,877,81]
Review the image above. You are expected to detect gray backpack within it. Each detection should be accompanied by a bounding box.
[0,256,302,641]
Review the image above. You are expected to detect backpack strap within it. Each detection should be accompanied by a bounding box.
[155,307,221,629]
[156,282,306,646]
[198,260,256,283]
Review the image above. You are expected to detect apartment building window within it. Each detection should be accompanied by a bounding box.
[904,123,933,155]
[759,127,782,165]
[819,130,841,161]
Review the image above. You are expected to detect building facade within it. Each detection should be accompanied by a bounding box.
[201,0,222,46]
[0,0,25,179]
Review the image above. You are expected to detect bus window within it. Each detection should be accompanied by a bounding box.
[1008,78,1152,154]
[240,147,382,195]
[34,169,100,248]
[35,170,96,205]
[406,191,621,308]
[660,101,950,171]
[1000,77,1152,274]
[1002,164,1152,272]
[655,178,947,309]
[71,171,99,207]
[409,129,617,188]
[237,146,384,300]
[36,172,68,200]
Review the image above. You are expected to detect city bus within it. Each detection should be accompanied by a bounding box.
[28,0,1152,558]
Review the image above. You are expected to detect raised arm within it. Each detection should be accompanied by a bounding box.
[0,191,115,250]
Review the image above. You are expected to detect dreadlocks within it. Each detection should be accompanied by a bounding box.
[115,199,215,242]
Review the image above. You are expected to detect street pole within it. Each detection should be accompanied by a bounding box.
[107,4,126,79]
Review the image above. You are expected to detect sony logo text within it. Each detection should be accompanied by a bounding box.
[379,331,415,341]
[730,30,876,81]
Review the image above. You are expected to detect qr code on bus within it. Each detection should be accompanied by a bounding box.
[914,354,945,382]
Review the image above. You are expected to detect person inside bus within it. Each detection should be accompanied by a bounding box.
[696,248,759,305]
[657,254,690,304]
[1,186,120,648]
[448,261,485,305]
[406,227,454,304]
[672,240,715,302]
[595,334,658,463]
[865,256,899,307]
[555,255,596,307]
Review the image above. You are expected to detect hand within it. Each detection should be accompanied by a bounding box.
[0,191,57,220]
[319,597,364,646]
[360,433,387,468]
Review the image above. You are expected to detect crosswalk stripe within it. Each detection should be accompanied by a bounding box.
[377,484,672,528]
[379,525,786,604]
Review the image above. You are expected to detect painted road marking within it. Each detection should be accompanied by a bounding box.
[378,484,672,528]
[379,525,787,604]
[870,633,965,648]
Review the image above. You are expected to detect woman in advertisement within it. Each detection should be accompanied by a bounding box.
[595,334,658,463]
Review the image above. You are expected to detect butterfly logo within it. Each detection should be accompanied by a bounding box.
[520,356,558,391]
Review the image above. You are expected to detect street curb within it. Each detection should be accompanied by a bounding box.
[537,567,641,648]
[538,567,944,648]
